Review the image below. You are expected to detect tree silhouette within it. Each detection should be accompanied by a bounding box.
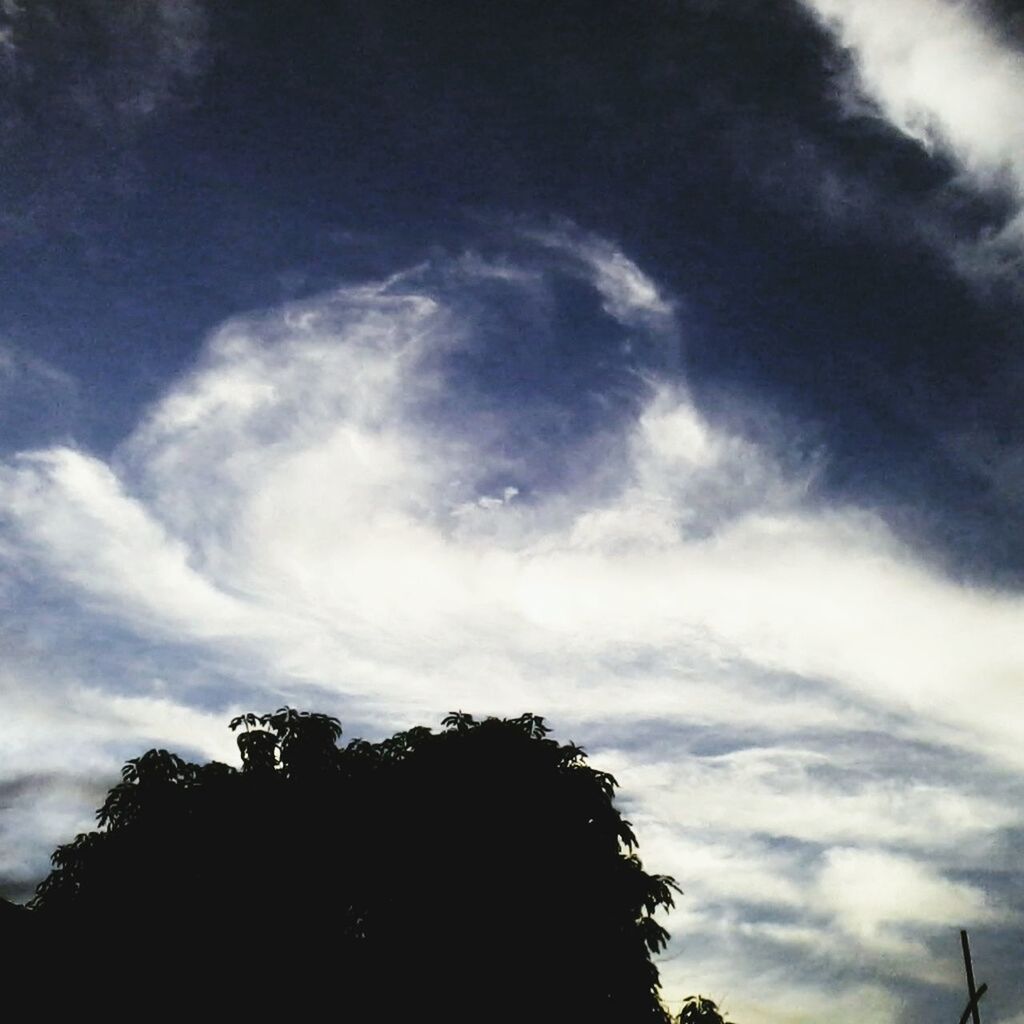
[14,709,688,1021]
[677,995,736,1024]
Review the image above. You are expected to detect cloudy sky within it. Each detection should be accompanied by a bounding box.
[2,0,1024,1019]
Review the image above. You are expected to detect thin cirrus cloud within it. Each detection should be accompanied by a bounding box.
[0,341,80,453]
[0,0,209,127]
[1,232,1022,1021]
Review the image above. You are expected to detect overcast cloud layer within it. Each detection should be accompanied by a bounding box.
[3,1,1024,1022]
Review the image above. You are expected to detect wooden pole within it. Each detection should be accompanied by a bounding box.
[958,983,988,1024]
[961,929,982,1024]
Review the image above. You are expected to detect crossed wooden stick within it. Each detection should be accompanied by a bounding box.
[958,930,987,1024]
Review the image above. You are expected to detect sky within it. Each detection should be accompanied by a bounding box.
[1,0,1023,1020]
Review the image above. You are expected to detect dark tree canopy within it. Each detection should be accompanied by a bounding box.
[677,996,736,1024]
[13,709,686,1021]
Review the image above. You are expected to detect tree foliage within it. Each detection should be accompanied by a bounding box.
[18,708,689,1021]
[677,995,736,1024]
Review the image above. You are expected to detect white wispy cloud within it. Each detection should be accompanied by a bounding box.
[791,0,1024,575]
[818,845,1002,943]
[528,223,682,369]
[804,0,1024,181]
[799,0,1024,277]
[1,236,1022,1021]
[1,449,256,636]
[0,340,75,392]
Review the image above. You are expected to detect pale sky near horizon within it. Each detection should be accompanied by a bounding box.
[2,2,1024,1021]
